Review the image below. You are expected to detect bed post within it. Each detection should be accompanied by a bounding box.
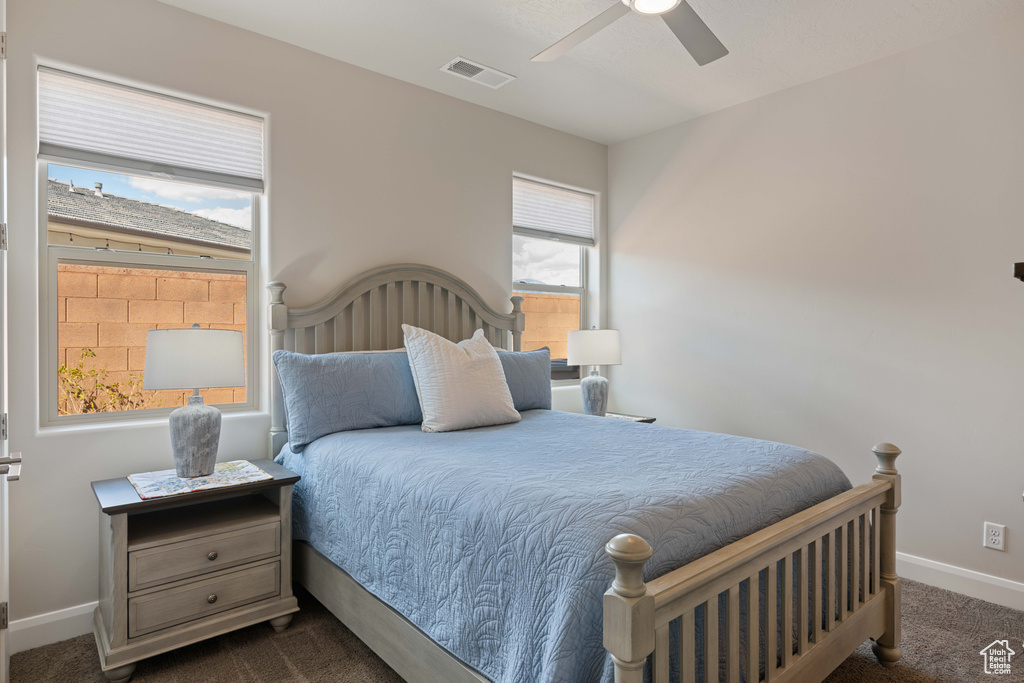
[268,281,288,457]
[510,295,524,351]
[604,534,654,683]
[870,442,902,668]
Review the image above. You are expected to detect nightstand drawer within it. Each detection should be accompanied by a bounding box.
[129,521,280,591]
[129,561,280,638]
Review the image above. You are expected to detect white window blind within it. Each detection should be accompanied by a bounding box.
[513,177,596,246]
[38,68,264,193]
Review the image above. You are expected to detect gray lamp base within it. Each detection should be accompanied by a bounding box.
[169,394,222,478]
[580,370,609,417]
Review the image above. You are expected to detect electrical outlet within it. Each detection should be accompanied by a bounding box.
[985,522,1006,551]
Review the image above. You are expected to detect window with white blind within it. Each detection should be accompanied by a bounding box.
[512,176,597,380]
[513,176,596,246]
[38,67,264,425]
[38,68,263,192]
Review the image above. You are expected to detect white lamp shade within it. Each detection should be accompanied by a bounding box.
[567,329,621,367]
[143,327,245,390]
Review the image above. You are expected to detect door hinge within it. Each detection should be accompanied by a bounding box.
[1,33,6,60]
[1,414,7,440]
[1,223,7,250]
[0,602,8,630]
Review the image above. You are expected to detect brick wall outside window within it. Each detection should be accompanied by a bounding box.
[57,263,247,414]
[516,291,580,360]
[56,270,568,415]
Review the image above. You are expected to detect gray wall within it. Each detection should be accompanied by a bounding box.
[7,0,606,623]
[608,13,1024,585]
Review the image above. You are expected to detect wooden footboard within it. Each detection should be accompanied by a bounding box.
[604,443,902,683]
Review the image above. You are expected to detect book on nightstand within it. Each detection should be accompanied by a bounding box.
[604,412,656,424]
[127,460,272,500]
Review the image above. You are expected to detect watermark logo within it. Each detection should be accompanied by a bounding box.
[981,640,1016,675]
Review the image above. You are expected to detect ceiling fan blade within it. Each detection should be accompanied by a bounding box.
[661,0,728,66]
[532,2,631,62]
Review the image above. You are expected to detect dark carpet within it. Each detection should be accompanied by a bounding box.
[12,580,1020,682]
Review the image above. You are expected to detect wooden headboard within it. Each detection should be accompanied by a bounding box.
[267,264,525,455]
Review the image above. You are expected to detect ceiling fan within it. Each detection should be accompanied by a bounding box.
[532,0,728,66]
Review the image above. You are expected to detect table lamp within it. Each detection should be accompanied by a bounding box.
[143,324,245,478]
[567,329,621,416]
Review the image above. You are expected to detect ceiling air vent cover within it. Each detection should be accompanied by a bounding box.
[441,57,516,89]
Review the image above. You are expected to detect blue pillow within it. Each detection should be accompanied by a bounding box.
[273,350,422,452]
[498,348,552,411]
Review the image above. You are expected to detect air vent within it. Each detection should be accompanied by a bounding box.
[441,57,516,90]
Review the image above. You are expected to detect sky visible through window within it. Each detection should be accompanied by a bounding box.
[513,235,581,287]
[47,164,252,229]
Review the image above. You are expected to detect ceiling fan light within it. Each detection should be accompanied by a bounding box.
[620,0,682,15]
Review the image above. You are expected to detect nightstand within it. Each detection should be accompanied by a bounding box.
[605,412,656,424]
[90,460,300,683]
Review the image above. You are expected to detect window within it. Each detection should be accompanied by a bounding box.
[512,176,596,380]
[39,68,263,423]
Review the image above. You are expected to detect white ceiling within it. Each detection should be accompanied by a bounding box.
[156,0,1017,144]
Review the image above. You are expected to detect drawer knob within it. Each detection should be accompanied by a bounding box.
[207,594,218,604]
[208,551,218,561]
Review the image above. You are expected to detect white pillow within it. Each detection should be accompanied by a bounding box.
[402,325,521,432]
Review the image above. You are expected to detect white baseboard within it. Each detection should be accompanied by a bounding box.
[9,601,97,654]
[897,552,1024,611]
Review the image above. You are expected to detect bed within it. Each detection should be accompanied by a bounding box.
[267,264,903,683]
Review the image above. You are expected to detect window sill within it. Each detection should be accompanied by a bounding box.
[38,406,265,435]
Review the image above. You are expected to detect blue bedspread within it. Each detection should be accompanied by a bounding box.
[276,410,850,683]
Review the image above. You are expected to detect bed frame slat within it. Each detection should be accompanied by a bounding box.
[354,290,366,350]
[433,285,444,337]
[369,286,382,348]
[872,507,880,596]
[653,624,670,683]
[447,293,458,341]
[859,513,868,607]
[797,545,808,656]
[386,282,399,349]
[727,584,740,683]
[338,307,352,352]
[461,304,472,340]
[402,281,416,331]
[294,327,308,354]
[850,518,860,613]
[825,530,835,633]
[682,609,696,683]
[320,322,334,354]
[811,539,821,644]
[839,524,848,622]
[706,599,719,683]
[418,282,429,330]
[781,554,792,670]
[766,562,776,682]
[745,574,758,683]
